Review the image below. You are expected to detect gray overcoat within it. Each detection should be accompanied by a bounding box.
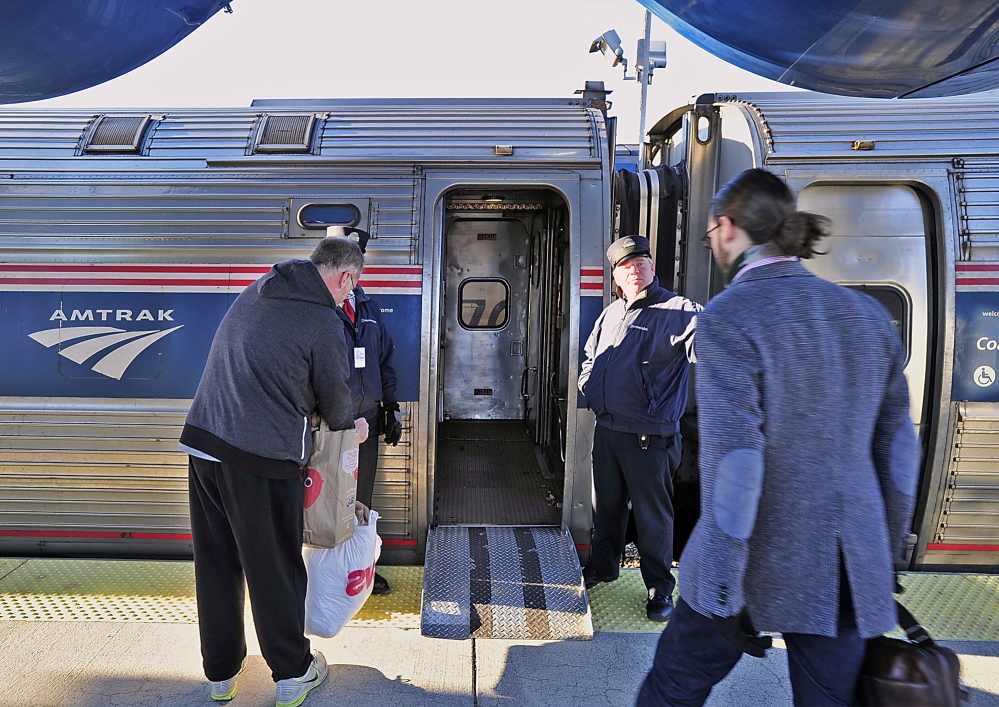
[679,260,918,639]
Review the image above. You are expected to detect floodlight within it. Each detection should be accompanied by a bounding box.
[589,29,626,69]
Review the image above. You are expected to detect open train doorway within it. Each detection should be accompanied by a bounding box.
[433,188,570,527]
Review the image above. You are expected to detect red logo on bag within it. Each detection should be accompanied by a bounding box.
[302,467,323,509]
[345,562,377,596]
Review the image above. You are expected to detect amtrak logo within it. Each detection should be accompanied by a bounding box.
[29,311,184,380]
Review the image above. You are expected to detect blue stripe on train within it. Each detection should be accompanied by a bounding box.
[576,296,604,409]
[0,291,421,401]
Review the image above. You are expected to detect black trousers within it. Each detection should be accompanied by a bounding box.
[585,424,681,597]
[637,568,863,706]
[355,411,381,509]
[188,456,312,682]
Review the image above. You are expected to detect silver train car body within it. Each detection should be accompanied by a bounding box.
[0,98,612,563]
[2,91,999,571]
[651,92,999,570]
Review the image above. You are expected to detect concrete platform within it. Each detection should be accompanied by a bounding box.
[2,559,999,706]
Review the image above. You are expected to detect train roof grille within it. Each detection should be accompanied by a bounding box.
[83,115,152,153]
[254,114,316,153]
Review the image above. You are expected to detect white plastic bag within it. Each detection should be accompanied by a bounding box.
[303,509,382,638]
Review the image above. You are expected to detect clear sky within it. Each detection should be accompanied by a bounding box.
[26,0,798,143]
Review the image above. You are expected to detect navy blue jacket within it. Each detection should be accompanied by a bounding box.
[578,278,701,435]
[337,286,397,421]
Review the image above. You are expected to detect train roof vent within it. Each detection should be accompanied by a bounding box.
[83,115,153,153]
[254,114,317,153]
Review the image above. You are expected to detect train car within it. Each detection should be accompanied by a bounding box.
[3,88,999,577]
[637,90,999,570]
[0,95,613,566]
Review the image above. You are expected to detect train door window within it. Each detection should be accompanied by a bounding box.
[458,278,509,329]
[844,284,909,359]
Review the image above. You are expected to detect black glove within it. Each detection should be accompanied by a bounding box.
[382,403,402,446]
[712,609,772,658]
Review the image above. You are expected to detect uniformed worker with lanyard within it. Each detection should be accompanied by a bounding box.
[578,235,702,622]
[336,231,402,595]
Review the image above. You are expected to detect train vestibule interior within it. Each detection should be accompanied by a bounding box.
[433,188,570,526]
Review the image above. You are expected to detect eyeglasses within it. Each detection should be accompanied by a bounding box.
[701,224,720,249]
[345,271,355,291]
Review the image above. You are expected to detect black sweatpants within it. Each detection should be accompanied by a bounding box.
[355,411,381,509]
[188,456,312,682]
[585,424,681,597]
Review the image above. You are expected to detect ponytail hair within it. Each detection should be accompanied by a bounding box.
[773,211,830,259]
[712,169,830,258]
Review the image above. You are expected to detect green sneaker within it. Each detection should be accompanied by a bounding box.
[210,656,248,701]
[275,650,328,707]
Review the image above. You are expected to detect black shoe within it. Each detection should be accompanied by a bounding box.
[371,572,390,595]
[582,567,619,590]
[646,592,674,622]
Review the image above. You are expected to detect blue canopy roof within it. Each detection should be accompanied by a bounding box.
[3,1,999,103]
[0,0,230,105]
[639,0,999,98]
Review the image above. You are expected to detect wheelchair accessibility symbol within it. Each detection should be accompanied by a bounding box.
[975,365,996,388]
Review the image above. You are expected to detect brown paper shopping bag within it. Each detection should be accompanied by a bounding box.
[302,421,359,549]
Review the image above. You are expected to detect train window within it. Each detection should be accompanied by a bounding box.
[297,203,361,229]
[458,278,509,329]
[845,284,910,355]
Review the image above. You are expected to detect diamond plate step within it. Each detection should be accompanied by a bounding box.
[421,525,593,640]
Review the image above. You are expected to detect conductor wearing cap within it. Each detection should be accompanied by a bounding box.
[578,236,702,622]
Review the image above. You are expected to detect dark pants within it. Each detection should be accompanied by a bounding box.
[188,456,313,682]
[637,591,865,706]
[586,424,681,597]
[356,411,381,509]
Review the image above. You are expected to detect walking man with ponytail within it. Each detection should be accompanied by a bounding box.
[637,169,918,706]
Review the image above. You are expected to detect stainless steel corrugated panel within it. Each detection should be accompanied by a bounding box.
[737,94,999,160]
[0,171,418,243]
[371,403,414,541]
[0,409,189,535]
[0,114,94,158]
[0,103,597,163]
[316,107,595,161]
[937,407,999,544]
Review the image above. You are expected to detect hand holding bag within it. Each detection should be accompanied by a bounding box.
[856,600,967,706]
[302,420,359,549]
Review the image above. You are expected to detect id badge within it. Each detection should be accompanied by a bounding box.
[353,347,366,368]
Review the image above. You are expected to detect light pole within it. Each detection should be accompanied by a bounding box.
[590,11,667,171]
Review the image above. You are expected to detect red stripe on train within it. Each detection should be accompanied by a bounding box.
[956,278,999,285]
[0,265,421,274]
[0,278,243,286]
[0,530,420,546]
[0,265,267,274]
[0,530,193,541]
[957,264,999,272]
[926,543,999,552]
[580,283,603,290]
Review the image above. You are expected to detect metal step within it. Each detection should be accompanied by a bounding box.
[421,525,592,640]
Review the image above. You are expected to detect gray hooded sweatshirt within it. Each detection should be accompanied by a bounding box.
[180,259,353,478]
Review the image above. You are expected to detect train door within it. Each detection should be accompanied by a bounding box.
[441,218,530,419]
[795,183,933,435]
[431,189,569,528]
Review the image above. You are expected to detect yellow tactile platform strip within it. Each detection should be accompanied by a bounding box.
[1,561,997,641]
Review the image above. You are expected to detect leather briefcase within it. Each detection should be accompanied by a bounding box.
[856,600,967,706]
